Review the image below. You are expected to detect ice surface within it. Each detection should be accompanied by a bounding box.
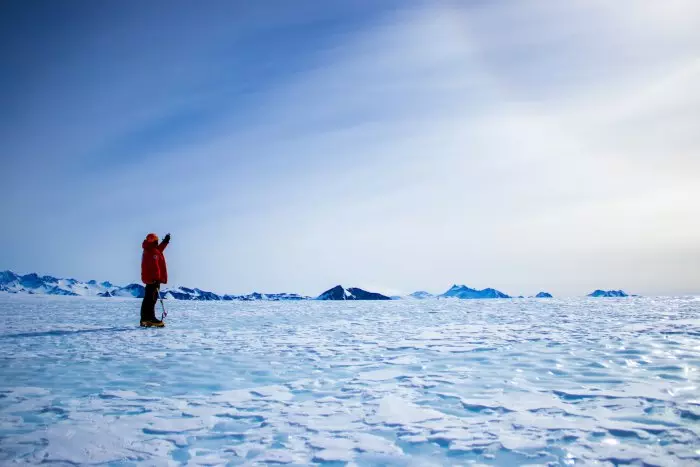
[1,295,699,465]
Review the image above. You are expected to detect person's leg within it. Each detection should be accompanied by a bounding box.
[149,285,160,322]
[140,285,150,322]
[141,283,157,322]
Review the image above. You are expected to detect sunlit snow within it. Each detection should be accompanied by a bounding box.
[1,295,699,465]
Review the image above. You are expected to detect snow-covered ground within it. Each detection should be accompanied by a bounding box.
[1,295,699,466]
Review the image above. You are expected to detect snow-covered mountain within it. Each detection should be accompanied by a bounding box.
[440,284,510,299]
[0,270,310,301]
[162,287,224,301]
[0,271,118,297]
[407,291,434,299]
[235,292,309,301]
[108,284,146,298]
[165,289,310,301]
[317,285,391,300]
[588,289,629,297]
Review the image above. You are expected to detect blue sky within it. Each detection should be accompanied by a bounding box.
[2,0,699,296]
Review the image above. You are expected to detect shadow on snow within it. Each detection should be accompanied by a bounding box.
[0,327,137,339]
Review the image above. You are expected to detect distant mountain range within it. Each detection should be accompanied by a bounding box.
[0,271,310,301]
[0,270,634,300]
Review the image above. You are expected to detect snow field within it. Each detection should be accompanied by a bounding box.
[1,295,699,465]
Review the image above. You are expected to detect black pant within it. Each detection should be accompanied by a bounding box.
[140,283,160,321]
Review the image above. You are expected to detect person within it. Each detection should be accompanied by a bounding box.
[140,232,170,327]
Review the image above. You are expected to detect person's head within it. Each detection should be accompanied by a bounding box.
[145,233,159,245]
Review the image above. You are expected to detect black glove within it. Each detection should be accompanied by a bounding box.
[163,233,171,243]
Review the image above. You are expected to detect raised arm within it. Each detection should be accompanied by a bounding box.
[158,233,171,252]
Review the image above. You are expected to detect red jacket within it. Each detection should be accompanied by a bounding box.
[141,238,169,284]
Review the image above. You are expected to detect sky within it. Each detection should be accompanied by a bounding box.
[1,0,699,297]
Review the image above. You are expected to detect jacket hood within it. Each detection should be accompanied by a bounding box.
[142,240,158,250]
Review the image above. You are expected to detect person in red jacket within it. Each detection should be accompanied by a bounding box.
[140,232,170,326]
